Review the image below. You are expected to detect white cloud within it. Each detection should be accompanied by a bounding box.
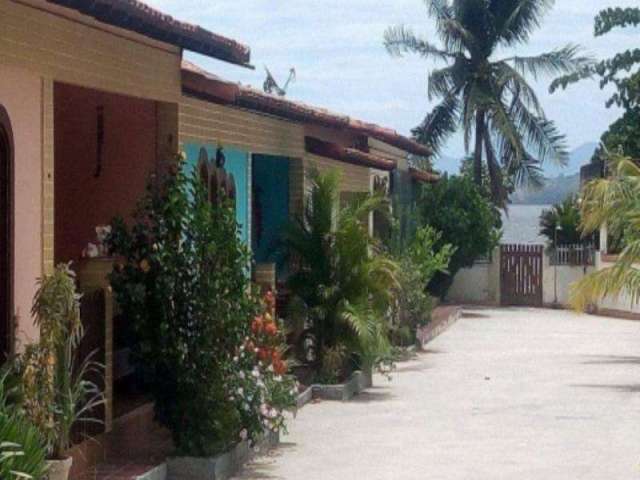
[148,0,638,161]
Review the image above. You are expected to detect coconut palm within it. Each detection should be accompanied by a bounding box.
[570,155,640,311]
[384,0,592,206]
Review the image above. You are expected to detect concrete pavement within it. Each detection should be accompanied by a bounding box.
[233,308,640,479]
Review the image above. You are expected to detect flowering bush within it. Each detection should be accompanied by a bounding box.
[109,157,296,456]
[230,290,297,442]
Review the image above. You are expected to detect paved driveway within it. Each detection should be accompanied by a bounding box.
[234,308,640,479]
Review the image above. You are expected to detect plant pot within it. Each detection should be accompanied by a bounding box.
[46,457,73,480]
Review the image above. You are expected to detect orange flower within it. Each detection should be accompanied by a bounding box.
[274,360,287,375]
[258,348,271,362]
[271,350,281,364]
[264,322,277,337]
[251,316,264,334]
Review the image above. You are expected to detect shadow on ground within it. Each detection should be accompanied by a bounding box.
[581,355,640,365]
[351,388,395,404]
[571,383,640,393]
[234,443,298,480]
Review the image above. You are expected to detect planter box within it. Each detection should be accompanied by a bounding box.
[297,369,372,405]
[167,430,279,480]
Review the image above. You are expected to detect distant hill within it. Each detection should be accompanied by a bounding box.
[433,142,597,177]
[432,142,597,205]
[510,172,580,205]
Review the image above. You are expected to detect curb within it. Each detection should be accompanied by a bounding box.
[296,369,373,407]
[416,306,462,350]
[139,430,279,480]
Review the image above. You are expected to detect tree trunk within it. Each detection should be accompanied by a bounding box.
[474,111,485,186]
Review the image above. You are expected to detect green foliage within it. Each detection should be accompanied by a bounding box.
[418,176,501,297]
[571,155,640,310]
[385,0,590,206]
[552,7,640,109]
[391,226,454,343]
[591,109,640,163]
[108,159,258,456]
[284,169,399,373]
[21,264,104,459]
[108,159,295,456]
[539,195,584,247]
[0,367,47,480]
[0,415,47,480]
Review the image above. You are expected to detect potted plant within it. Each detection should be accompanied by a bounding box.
[21,264,105,480]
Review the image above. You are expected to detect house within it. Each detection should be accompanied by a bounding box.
[0,0,436,477]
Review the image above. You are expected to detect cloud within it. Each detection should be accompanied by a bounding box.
[147,0,637,160]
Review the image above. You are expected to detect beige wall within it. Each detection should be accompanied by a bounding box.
[304,154,371,193]
[0,65,43,345]
[0,0,181,102]
[179,97,306,158]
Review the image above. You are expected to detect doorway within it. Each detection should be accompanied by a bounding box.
[0,106,13,362]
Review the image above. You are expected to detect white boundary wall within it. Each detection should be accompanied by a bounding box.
[446,246,595,307]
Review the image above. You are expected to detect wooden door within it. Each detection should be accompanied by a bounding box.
[500,244,543,307]
[0,107,13,362]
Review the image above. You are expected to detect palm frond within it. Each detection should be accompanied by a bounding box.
[384,25,453,61]
[507,44,594,80]
[412,93,461,155]
[495,0,555,46]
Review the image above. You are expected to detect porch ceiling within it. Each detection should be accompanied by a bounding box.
[45,0,252,67]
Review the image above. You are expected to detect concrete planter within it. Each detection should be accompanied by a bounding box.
[167,430,279,480]
[297,370,372,406]
[46,457,73,480]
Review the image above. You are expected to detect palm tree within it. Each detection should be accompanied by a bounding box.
[539,195,583,248]
[284,169,399,370]
[570,155,640,311]
[385,0,592,206]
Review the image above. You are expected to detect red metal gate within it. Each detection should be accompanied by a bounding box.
[500,244,543,306]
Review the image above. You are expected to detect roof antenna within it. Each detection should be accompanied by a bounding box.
[263,66,296,97]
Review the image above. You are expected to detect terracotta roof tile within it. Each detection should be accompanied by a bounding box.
[181,60,434,158]
[47,0,251,66]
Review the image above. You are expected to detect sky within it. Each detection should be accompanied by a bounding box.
[148,0,638,172]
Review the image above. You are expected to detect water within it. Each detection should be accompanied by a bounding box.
[501,204,550,245]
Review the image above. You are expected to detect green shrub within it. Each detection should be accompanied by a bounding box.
[418,176,502,297]
[0,368,47,480]
[108,157,295,456]
[391,226,454,343]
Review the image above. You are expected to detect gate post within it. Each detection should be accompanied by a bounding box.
[488,246,501,305]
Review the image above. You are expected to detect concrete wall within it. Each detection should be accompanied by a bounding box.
[447,247,593,308]
[446,249,501,305]
[0,65,43,345]
[541,254,593,306]
[593,253,640,316]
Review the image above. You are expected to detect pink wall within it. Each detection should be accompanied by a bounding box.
[0,66,43,345]
[54,83,158,263]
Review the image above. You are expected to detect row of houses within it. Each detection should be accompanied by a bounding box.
[0,0,436,476]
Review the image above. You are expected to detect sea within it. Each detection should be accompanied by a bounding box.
[501,204,551,245]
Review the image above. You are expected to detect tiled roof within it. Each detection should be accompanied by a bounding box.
[305,137,397,171]
[409,167,440,183]
[181,60,433,157]
[47,0,251,66]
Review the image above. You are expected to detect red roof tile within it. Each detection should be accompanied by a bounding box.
[409,167,440,183]
[47,0,251,66]
[306,137,396,171]
[181,60,434,158]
